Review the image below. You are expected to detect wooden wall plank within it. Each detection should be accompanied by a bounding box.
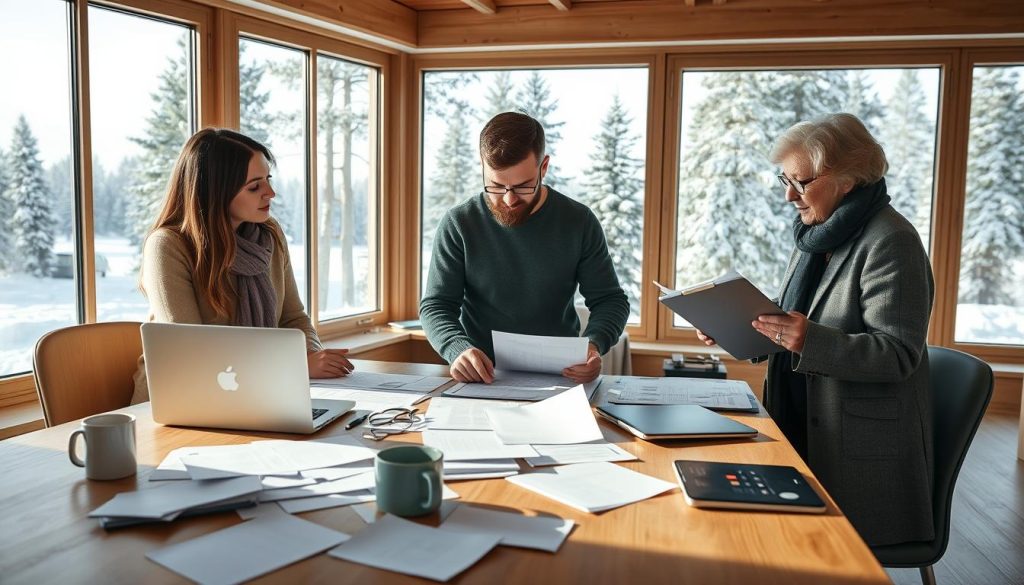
[417,0,1024,48]
[255,0,417,47]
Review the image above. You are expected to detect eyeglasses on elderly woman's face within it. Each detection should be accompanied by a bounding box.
[776,173,821,195]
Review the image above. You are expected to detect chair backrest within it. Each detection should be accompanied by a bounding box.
[33,322,143,427]
[927,345,993,563]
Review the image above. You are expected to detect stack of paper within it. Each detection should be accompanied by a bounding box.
[506,462,676,513]
[178,438,376,480]
[443,370,601,401]
[444,459,520,481]
[89,476,263,527]
[147,512,349,584]
[328,514,501,582]
[606,376,758,411]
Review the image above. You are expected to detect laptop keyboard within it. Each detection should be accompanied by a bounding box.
[312,408,328,420]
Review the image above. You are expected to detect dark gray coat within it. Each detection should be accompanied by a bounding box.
[765,205,934,547]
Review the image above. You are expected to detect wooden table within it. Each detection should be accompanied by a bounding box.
[0,360,890,584]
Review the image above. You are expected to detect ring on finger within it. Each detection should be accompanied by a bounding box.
[775,331,782,343]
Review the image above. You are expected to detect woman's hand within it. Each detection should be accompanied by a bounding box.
[695,328,716,346]
[752,311,809,353]
[562,343,602,383]
[308,348,354,378]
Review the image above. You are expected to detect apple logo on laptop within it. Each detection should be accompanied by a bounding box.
[217,366,239,391]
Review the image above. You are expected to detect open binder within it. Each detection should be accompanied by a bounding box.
[655,271,787,360]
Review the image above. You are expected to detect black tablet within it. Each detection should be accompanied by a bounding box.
[673,460,826,513]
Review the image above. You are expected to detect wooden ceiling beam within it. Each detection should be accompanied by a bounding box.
[461,0,497,15]
[549,0,572,11]
[258,0,417,47]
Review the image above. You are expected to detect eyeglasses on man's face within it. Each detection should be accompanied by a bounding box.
[776,173,820,195]
[482,166,542,198]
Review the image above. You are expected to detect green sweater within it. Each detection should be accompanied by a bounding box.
[420,189,629,364]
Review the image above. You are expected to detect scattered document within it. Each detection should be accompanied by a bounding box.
[524,442,637,467]
[426,397,520,430]
[441,504,574,553]
[506,462,676,513]
[261,475,318,490]
[329,514,500,582]
[301,463,374,482]
[607,376,758,411]
[147,512,349,585]
[181,439,375,480]
[443,370,601,402]
[311,371,451,393]
[90,476,263,519]
[277,491,377,514]
[149,445,242,481]
[310,387,419,413]
[492,330,588,374]
[444,459,519,480]
[351,494,460,524]
[486,385,603,445]
[237,502,287,520]
[258,471,377,503]
[422,429,539,461]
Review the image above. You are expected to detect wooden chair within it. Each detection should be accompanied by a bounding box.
[33,322,144,427]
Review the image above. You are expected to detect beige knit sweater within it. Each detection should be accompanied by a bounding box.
[130,223,322,404]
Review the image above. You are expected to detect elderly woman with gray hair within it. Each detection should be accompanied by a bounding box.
[698,113,934,547]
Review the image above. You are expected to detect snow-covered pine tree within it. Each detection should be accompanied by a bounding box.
[958,67,1024,305]
[582,95,644,316]
[676,72,788,293]
[484,71,518,120]
[45,155,73,236]
[0,146,13,273]
[425,100,478,255]
[769,70,847,131]
[127,38,192,250]
[515,72,564,188]
[8,115,57,277]
[878,69,935,240]
[841,70,885,136]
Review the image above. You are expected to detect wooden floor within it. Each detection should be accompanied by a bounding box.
[886,412,1024,585]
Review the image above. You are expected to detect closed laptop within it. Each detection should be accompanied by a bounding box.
[595,403,758,440]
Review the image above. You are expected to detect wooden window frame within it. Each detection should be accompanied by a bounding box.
[409,49,668,343]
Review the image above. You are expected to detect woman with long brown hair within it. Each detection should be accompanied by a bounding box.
[130,128,352,403]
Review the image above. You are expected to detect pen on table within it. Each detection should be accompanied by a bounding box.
[344,411,370,430]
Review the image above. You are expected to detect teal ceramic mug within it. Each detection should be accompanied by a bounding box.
[375,445,443,517]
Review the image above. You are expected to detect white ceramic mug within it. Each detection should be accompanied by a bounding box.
[68,413,137,480]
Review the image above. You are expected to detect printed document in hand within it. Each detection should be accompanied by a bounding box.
[485,385,603,445]
[492,330,588,374]
[506,462,677,513]
[524,442,637,467]
[422,429,539,461]
[328,514,500,582]
[443,370,602,402]
[147,511,349,585]
[607,376,759,411]
[425,397,520,430]
[90,476,263,519]
[310,371,451,393]
[441,504,574,553]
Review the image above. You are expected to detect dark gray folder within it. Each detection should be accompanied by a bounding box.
[657,272,787,360]
[595,404,758,441]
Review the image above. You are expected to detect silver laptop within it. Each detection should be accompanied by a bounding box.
[141,323,354,434]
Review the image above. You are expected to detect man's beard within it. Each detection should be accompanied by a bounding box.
[486,192,540,227]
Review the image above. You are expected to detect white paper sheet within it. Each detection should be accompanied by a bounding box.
[328,514,500,582]
[506,462,676,513]
[149,445,242,481]
[310,387,419,413]
[258,471,377,503]
[422,429,538,461]
[524,442,637,467]
[351,498,460,524]
[607,377,757,410]
[181,439,375,480]
[237,502,287,520]
[443,370,601,402]
[441,504,574,553]
[90,476,263,519]
[425,397,520,430]
[444,459,519,473]
[486,385,603,445]
[277,491,377,514]
[261,475,318,490]
[492,331,588,374]
[147,512,349,585]
[311,371,451,393]
[301,463,374,482]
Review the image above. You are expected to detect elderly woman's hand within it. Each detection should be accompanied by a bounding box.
[752,312,809,353]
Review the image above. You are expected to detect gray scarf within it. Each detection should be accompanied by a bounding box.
[231,222,277,327]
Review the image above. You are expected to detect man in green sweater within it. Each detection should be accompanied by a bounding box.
[419,112,629,384]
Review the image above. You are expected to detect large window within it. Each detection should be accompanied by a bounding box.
[673,67,940,326]
[420,67,649,324]
[0,0,76,378]
[239,37,309,307]
[88,5,196,322]
[955,65,1024,346]
[316,54,380,321]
